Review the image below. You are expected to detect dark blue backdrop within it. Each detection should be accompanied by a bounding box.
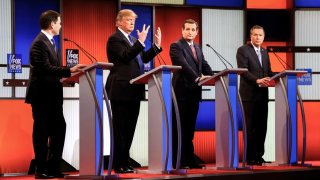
[15,0,60,65]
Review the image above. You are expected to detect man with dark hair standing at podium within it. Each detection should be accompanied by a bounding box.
[105,9,162,173]
[25,10,85,179]
[170,19,213,169]
[236,25,274,166]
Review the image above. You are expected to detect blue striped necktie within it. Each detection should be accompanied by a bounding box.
[128,35,144,73]
[257,50,262,67]
[51,38,57,52]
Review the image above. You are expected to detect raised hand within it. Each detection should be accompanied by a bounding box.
[137,24,150,44]
[154,27,161,47]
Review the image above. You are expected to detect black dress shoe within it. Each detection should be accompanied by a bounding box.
[35,172,55,179]
[114,166,134,174]
[189,163,204,169]
[50,172,66,178]
[259,157,272,163]
[125,165,134,171]
[247,160,262,166]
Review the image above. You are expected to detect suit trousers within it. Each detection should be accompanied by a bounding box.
[110,100,140,167]
[242,101,268,161]
[31,102,66,173]
[172,100,199,166]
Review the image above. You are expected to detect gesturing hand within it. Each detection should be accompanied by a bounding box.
[137,24,150,44]
[154,27,161,47]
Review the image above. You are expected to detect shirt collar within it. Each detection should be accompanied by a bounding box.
[251,41,261,52]
[186,41,194,47]
[41,30,54,42]
[118,27,131,41]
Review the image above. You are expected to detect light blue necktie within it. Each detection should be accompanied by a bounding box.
[128,35,144,73]
[257,49,262,67]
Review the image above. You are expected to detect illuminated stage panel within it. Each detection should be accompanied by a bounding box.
[155,6,201,66]
[298,102,320,160]
[121,0,183,5]
[0,100,33,174]
[62,0,118,65]
[296,0,320,8]
[186,0,243,7]
[247,0,292,9]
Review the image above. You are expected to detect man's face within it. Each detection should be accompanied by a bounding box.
[182,23,198,42]
[52,17,61,35]
[118,16,135,34]
[250,28,265,47]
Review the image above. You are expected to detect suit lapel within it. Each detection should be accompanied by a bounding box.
[181,39,198,64]
[39,33,60,66]
[117,30,141,69]
[248,44,263,69]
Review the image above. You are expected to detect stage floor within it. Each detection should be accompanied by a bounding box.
[1,161,320,180]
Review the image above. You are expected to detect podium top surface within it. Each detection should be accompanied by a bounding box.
[270,70,308,81]
[198,68,247,86]
[62,62,113,83]
[130,65,182,84]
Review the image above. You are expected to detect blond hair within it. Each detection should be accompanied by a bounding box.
[116,9,137,27]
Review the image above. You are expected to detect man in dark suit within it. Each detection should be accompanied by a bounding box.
[236,25,274,166]
[25,10,85,179]
[105,9,162,173]
[170,19,213,169]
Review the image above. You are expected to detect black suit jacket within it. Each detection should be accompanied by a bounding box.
[170,38,213,101]
[106,29,162,101]
[236,43,274,102]
[25,32,71,105]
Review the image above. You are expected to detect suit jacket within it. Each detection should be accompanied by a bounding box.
[25,32,71,105]
[106,29,162,101]
[236,43,274,102]
[170,38,213,101]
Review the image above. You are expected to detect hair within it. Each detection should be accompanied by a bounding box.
[182,19,199,30]
[250,25,265,35]
[40,10,60,30]
[116,9,138,27]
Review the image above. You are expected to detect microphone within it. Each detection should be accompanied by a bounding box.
[147,38,166,66]
[63,38,97,63]
[271,51,293,70]
[206,44,233,69]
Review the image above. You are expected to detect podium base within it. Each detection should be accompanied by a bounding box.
[65,174,119,180]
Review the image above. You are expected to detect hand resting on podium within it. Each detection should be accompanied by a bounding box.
[70,64,87,73]
[256,77,270,87]
[199,75,211,83]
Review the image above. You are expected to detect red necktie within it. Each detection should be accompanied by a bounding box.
[190,44,197,60]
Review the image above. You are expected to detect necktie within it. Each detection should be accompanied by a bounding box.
[128,35,144,73]
[257,50,262,67]
[51,38,57,52]
[190,44,198,60]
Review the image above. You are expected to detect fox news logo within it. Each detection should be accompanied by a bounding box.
[66,49,79,67]
[297,68,312,85]
[7,54,22,73]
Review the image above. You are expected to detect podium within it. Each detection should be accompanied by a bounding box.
[63,62,117,179]
[270,70,308,165]
[199,68,248,169]
[130,65,183,174]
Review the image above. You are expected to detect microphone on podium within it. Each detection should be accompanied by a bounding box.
[206,43,233,69]
[269,49,293,70]
[63,38,97,64]
[148,39,166,66]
